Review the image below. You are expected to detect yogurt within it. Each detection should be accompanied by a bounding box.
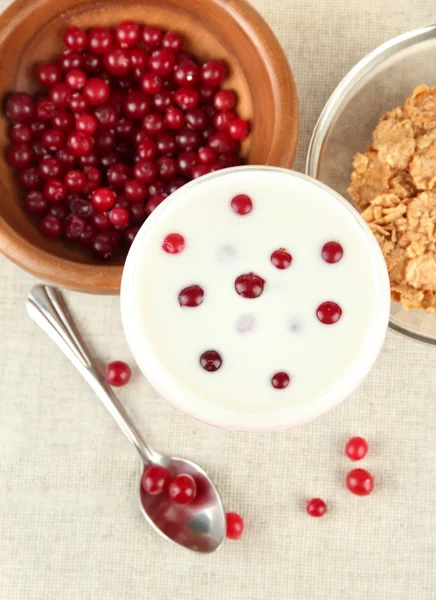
[121,167,390,431]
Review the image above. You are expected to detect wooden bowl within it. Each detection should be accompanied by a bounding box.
[0,0,299,294]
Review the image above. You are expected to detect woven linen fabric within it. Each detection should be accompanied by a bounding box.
[1,1,435,599]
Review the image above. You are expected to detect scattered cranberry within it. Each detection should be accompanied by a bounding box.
[271,249,292,270]
[306,498,327,517]
[199,350,222,372]
[178,285,204,307]
[141,465,170,495]
[231,193,252,215]
[345,437,368,461]
[346,468,374,496]
[271,372,290,389]
[235,273,265,299]
[322,241,344,264]
[226,512,244,540]
[162,232,185,254]
[105,360,131,386]
[316,301,342,325]
[168,474,197,504]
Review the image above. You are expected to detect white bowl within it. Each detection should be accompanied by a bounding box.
[121,166,390,431]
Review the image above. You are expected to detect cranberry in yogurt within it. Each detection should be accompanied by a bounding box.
[121,167,390,431]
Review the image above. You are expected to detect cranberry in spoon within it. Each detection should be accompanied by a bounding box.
[27,284,225,553]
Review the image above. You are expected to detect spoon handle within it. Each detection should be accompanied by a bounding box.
[27,285,156,464]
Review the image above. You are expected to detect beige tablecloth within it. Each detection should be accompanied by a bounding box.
[1,1,435,599]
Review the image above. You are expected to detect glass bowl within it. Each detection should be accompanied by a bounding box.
[306,24,436,344]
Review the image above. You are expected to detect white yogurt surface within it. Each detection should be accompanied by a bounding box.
[128,168,388,420]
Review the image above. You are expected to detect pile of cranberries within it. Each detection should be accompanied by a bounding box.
[4,23,249,260]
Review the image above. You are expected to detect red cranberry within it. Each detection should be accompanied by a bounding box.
[345,437,368,461]
[10,123,32,143]
[7,143,33,168]
[166,178,186,194]
[316,301,342,325]
[137,139,157,161]
[104,47,131,76]
[133,160,158,183]
[178,285,204,307]
[141,72,163,95]
[214,89,236,111]
[19,167,42,190]
[175,128,201,151]
[146,194,166,215]
[198,146,216,165]
[142,25,163,47]
[322,241,344,264]
[83,78,110,106]
[174,60,199,87]
[152,91,173,113]
[202,125,215,142]
[162,232,184,254]
[93,212,111,231]
[226,513,244,539]
[125,226,140,246]
[124,179,147,202]
[30,120,48,138]
[346,468,374,496]
[185,108,208,131]
[78,222,96,247]
[67,131,94,156]
[41,128,65,151]
[177,151,198,177]
[107,162,131,188]
[124,90,151,119]
[165,106,184,129]
[174,87,200,110]
[68,93,88,114]
[115,21,141,48]
[31,138,48,160]
[168,474,197,504]
[142,112,166,137]
[192,164,209,179]
[64,26,87,51]
[87,27,113,55]
[48,202,68,220]
[104,360,131,386]
[141,465,170,495]
[235,273,265,299]
[130,47,149,72]
[24,191,49,216]
[69,197,95,219]
[128,202,145,224]
[82,50,103,74]
[99,151,120,170]
[157,156,177,180]
[95,130,116,152]
[271,249,292,270]
[52,111,74,132]
[162,31,183,52]
[91,187,116,212]
[49,83,72,109]
[149,180,167,196]
[271,372,290,389]
[199,85,217,102]
[93,103,119,129]
[78,150,99,167]
[6,93,36,123]
[203,103,217,119]
[306,498,327,517]
[156,133,176,156]
[57,148,76,169]
[64,169,87,192]
[65,69,86,91]
[229,118,249,141]
[149,49,176,77]
[59,49,84,71]
[201,59,226,87]
[109,206,129,227]
[35,62,62,88]
[64,214,86,240]
[231,194,252,215]
[38,156,63,180]
[43,179,66,203]
[113,117,134,138]
[208,131,238,154]
[83,165,102,188]
[213,111,235,132]
[40,214,63,239]
[91,231,120,259]
[199,350,222,372]
[75,113,97,135]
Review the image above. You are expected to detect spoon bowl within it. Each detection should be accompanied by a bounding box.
[26,285,226,553]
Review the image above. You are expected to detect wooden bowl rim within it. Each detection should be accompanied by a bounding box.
[0,0,299,294]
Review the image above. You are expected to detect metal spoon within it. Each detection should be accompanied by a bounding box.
[27,285,225,553]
